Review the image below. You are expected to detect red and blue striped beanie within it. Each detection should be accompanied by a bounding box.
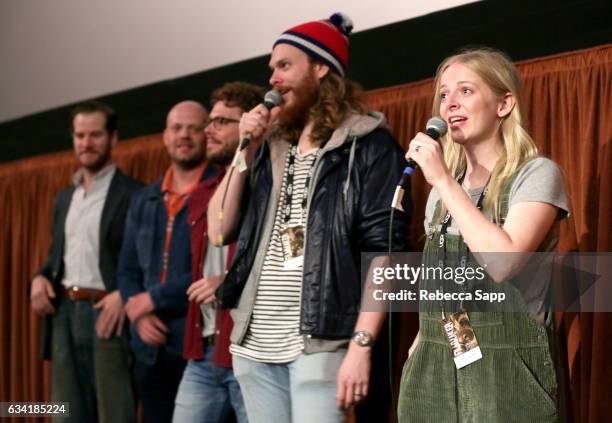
[273,13,353,77]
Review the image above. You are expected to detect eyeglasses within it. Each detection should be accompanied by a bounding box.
[206,116,240,130]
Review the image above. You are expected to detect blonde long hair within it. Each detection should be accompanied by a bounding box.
[433,48,539,223]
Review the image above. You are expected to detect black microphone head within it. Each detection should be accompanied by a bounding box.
[426,116,448,140]
[263,90,283,110]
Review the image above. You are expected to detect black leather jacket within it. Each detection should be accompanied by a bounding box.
[219,112,411,339]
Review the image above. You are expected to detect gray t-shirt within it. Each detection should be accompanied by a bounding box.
[200,239,228,338]
[424,157,570,252]
[423,157,570,319]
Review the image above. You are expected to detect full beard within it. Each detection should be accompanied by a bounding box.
[276,73,319,128]
[173,151,206,170]
[81,147,112,173]
[207,140,237,167]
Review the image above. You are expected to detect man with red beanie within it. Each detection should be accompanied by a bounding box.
[208,13,411,422]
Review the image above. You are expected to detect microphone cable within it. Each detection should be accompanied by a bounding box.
[216,90,282,246]
[385,117,447,423]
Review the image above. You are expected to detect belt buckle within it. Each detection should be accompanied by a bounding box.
[68,286,79,300]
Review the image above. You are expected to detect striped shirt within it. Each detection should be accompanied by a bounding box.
[231,147,318,363]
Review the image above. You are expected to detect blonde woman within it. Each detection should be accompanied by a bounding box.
[398,48,569,422]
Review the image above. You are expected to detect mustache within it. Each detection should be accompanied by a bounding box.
[78,147,101,154]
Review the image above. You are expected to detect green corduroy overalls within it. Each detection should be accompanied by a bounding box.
[398,175,562,423]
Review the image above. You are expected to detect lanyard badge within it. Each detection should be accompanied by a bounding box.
[442,310,483,369]
[437,170,489,368]
[280,145,319,270]
[281,225,305,269]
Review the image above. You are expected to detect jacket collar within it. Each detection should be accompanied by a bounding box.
[147,162,218,200]
[72,163,117,187]
[263,111,387,191]
[99,168,129,247]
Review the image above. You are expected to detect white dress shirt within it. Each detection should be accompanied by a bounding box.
[60,164,116,291]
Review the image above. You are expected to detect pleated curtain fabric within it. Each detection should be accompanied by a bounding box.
[0,44,610,422]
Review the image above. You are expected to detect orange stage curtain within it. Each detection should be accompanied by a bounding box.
[1,44,610,422]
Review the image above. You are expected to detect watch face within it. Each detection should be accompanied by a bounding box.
[353,331,372,346]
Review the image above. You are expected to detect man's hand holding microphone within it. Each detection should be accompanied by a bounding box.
[234,90,282,168]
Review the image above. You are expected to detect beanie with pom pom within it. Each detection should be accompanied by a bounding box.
[273,13,353,76]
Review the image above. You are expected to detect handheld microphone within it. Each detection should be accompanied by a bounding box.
[404,117,448,175]
[392,117,448,210]
[238,90,283,151]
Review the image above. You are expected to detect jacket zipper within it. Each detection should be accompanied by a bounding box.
[299,137,345,339]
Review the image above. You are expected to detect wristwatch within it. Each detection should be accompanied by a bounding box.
[351,330,374,347]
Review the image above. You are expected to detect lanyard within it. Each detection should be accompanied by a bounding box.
[436,170,490,315]
[282,144,320,224]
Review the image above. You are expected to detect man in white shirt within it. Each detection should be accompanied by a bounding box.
[31,101,142,422]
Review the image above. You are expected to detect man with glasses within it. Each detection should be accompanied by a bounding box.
[117,100,218,422]
[172,82,264,423]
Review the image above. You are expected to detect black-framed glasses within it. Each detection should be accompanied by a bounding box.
[206,116,240,130]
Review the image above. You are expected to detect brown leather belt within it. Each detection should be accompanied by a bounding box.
[63,286,107,301]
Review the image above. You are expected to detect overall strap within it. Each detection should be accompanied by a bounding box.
[425,170,521,251]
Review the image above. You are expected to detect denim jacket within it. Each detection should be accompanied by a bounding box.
[117,165,218,365]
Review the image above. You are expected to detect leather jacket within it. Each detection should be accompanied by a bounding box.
[218,112,411,341]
